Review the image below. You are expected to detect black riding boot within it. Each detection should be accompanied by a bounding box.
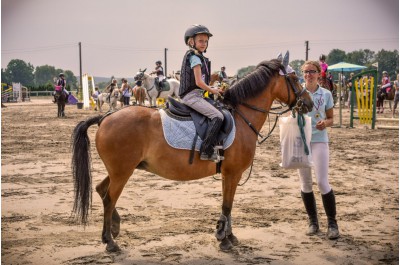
[301,191,319,235]
[200,117,223,162]
[322,189,340,239]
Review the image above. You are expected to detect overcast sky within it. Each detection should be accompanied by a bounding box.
[1,0,399,78]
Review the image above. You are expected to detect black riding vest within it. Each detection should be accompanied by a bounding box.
[57,78,66,88]
[179,50,211,98]
[156,66,164,76]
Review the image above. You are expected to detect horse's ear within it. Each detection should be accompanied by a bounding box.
[277,52,283,62]
[283,51,289,68]
[143,68,147,73]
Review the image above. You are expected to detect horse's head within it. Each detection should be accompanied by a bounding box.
[112,89,120,98]
[134,68,147,81]
[276,51,313,114]
[282,72,313,114]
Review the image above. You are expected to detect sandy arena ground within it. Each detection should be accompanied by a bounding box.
[1,98,399,265]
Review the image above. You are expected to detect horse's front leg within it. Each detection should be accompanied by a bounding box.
[215,174,241,251]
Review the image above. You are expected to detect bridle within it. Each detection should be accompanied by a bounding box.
[135,72,155,93]
[232,66,308,145]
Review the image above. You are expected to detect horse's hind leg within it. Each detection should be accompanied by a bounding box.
[96,176,121,239]
[97,174,130,252]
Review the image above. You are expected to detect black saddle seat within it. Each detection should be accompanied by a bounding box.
[166,96,233,142]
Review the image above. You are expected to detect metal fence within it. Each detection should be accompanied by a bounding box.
[29,91,54,96]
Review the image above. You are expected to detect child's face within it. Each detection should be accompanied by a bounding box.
[193,34,209,52]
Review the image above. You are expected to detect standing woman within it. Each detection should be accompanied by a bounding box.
[299,60,339,240]
[120,78,132,106]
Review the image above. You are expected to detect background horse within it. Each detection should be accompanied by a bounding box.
[55,90,68,117]
[134,69,180,107]
[71,59,313,252]
[318,77,338,105]
[377,84,395,113]
[210,72,238,87]
[133,85,146,106]
[96,90,120,112]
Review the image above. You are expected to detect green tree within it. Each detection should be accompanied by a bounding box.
[236,65,256,78]
[1,68,10,84]
[346,49,375,66]
[374,49,399,81]
[64,70,78,90]
[327,49,346,65]
[5,59,34,85]
[34,65,57,86]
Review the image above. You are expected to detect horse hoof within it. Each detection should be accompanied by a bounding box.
[106,243,121,252]
[228,234,239,246]
[219,237,233,251]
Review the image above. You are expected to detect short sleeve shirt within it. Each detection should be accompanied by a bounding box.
[306,86,334,143]
[189,55,202,68]
[189,54,206,82]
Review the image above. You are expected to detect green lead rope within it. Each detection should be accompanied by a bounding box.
[293,111,310,155]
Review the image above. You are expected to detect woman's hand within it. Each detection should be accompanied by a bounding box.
[316,120,326,130]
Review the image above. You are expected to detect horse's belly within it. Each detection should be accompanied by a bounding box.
[139,159,217,181]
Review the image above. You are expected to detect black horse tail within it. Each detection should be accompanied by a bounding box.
[71,115,102,225]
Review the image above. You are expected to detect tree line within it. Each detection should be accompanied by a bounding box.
[2,48,398,91]
[237,48,399,82]
[1,59,78,91]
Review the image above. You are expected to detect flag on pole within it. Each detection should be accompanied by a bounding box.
[372,62,379,68]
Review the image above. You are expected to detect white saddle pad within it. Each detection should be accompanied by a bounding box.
[159,109,235,151]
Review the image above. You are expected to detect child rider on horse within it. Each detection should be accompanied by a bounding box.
[151,61,165,91]
[178,24,225,162]
[53,73,69,103]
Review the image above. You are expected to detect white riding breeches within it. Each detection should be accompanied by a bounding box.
[298,142,332,195]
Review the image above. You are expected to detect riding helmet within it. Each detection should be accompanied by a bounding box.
[319,54,326,61]
[59,73,64,77]
[156,61,162,65]
[184,24,213,45]
[383,71,388,75]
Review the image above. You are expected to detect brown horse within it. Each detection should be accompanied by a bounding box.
[55,90,68,117]
[133,85,146,106]
[318,77,337,105]
[377,84,395,113]
[71,59,313,252]
[210,72,238,86]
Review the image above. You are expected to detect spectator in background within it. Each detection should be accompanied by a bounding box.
[120,78,132,106]
[393,73,399,118]
[219,66,228,82]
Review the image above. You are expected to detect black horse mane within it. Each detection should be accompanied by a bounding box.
[223,59,283,107]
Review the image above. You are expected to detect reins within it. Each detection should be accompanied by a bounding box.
[222,72,307,186]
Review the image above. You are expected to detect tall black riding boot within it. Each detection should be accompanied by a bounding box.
[322,189,340,239]
[200,117,223,162]
[301,191,319,235]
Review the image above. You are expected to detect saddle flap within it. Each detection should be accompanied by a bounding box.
[167,97,192,116]
[156,77,170,91]
[166,97,234,141]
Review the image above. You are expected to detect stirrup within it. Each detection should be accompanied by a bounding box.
[200,151,224,163]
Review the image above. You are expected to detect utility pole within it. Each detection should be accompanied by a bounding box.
[164,48,168,77]
[79,42,82,98]
[305,41,310,61]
